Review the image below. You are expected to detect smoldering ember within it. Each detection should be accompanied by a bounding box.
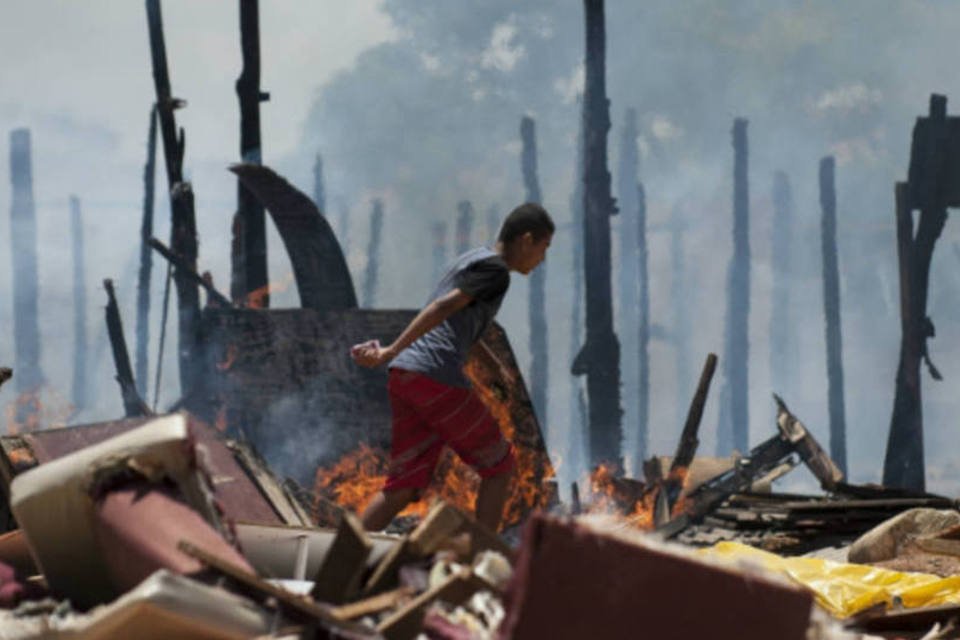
[7,3,960,640]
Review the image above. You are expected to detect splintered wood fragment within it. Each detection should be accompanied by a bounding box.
[311,511,372,604]
[376,567,491,640]
[177,539,341,627]
[363,537,413,596]
[330,585,415,621]
[409,502,466,555]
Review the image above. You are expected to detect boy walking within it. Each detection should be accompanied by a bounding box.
[351,203,554,532]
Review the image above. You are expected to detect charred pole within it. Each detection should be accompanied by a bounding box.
[669,205,691,415]
[431,221,448,284]
[135,105,158,398]
[575,0,622,469]
[717,118,751,455]
[486,205,500,245]
[635,182,650,471]
[338,199,351,258]
[884,95,953,490]
[313,152,326,215]
[104,279,151,418]
[770,171,794,396]
[456,200,474,255]
[362,198,384,308]
[567,99,589,481]
[231,0,270,307]
[819,156,847,474]
[145,0,201,396]
[521,115,549,431]
[70,196,88,414]
[8,129,43,399]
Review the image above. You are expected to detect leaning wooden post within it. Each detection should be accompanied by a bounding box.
[455,201,474,255]
[717,118,751,455]
[231,0,270,307]
[884,94,953,490]
[9,128,43,408]
[362,198,384,308]
[135,105,157,398]
[70,196,89,414]
[770,171,795,396]
[521,115,549,432]
[145,0,201,397]
[575,0,623,470]
[819,156,848,474]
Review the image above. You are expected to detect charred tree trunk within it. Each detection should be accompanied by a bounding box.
[575,0,622,469]
[456,201,474,255]
[670,206,691,417]
[146,0,201,397]
[819,156,847,474]
[431,221,448,284]
[770,171,794,396]
[617,108,643,466]
[717,118,750,455]
[521,116,549,431]
[486,205,500,245]
[635,182,650,471]
[313,152,326,215]
[567,100,589,482]
[231,0,269,307]
[8,129,43,400]
[362,199,384,308]
[104,279,150,418]
[136,105,158,398]
[70,196,88,414]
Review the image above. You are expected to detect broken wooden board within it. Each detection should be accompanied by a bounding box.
[311,511,371,604]
[329,586,414,621]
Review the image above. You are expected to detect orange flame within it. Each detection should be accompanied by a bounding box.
[313,360,552,527]
[5,388,73,436]
[245,272,295,309]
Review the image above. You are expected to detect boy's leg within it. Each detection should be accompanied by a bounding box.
[475,467,512,531]
[361,487,417,531]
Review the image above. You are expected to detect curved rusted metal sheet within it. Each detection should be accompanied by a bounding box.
[230,164,357,310]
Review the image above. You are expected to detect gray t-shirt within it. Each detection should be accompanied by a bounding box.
[390,247,510,387]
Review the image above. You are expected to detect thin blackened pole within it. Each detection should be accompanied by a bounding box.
[567,98,588,482]
[362,199,384,308]
[136,105,157,398]
[232,0,269,306]
[456,201,474,255]
[70,196,88,413]
[579,0,622,469]
[717,118,750,455]
[9,129,43,398]
[313,152,326,215]
[770,171,794,395]
[431,221,447,284]
[145,0,200,396]
[521,116,549,431]
[636,182,650,470]
[486,205,500,246]
[819,156,847,474]
[104,279,150,417]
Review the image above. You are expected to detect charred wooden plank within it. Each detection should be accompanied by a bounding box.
[104,279,151,418]
[148,237,231,307]
[311,511,371,604]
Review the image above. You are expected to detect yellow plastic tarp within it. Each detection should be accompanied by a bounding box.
[699,541,960,618]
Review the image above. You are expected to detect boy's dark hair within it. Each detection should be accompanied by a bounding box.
[497,202,555,244]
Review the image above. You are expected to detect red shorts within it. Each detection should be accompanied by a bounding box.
[384,368,514,491]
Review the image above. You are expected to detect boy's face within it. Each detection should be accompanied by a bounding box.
[515,232,552,274]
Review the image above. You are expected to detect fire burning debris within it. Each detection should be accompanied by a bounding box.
[4,390,73,436]
[244,271,294,309]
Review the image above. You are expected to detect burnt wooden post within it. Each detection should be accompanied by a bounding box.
[770,171,794,395]
[575,0,622,469]
[486,205,500,245]
[136,105,158,397]
[455,200,474,255]
[9,129,43,400]
[146,0,201,397]
[231,0,270,307]
[313,152,326,215]
[104,279,150,418]
[717,118,751,455]
[521,116,549,430]
[819,156,847,474]
[362,198,384,308]
[567,102,589,480]
[884,94,955,490]
[70,196,88,414]
[635,182,650,470]
[669,207,691,412]
[431,221,448,284]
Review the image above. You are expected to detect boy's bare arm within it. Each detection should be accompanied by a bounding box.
[351,289,474,368]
